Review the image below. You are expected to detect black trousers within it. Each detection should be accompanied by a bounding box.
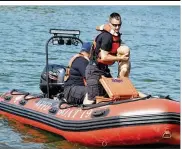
[85,63,112,101]
[64,85,86,105]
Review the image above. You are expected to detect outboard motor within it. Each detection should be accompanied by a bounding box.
[40,64,66,98]
[40,29,82,98]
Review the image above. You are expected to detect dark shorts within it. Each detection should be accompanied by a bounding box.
[85,63,112,101]
[64,85,86,105]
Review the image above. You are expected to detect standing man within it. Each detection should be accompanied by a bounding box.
[83,12,129,104]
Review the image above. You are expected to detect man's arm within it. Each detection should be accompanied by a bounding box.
[100,49,129,62]
[99,32,129,62]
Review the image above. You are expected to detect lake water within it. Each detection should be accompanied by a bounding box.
[0,6,180,149]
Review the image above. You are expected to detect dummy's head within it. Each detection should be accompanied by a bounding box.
[117,45,130,56]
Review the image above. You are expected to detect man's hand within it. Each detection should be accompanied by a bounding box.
[118,53,129,62]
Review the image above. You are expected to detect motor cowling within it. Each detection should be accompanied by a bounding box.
[40,64,66,97]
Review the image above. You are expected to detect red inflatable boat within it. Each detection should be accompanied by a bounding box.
[0,89,180,147]
[0,29,180,147]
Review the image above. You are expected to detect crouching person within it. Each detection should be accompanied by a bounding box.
[63,42,92,105]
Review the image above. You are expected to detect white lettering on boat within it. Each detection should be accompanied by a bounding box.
[72,109,82,118]
[62,109,71,116]
[80,109,93,119]
[57,109,70,116]
[80,110,88,119]
[57,109,67,115]
[35,100,52,111]
[67,110,74,118]
[57,108,93,119]
[85,110,93,118]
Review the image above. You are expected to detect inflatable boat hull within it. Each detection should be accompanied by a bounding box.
[0,90,180,147]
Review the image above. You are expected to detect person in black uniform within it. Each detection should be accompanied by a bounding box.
[64,42,92,105]
[83,13,129,104]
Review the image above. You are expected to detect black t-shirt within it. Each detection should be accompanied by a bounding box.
[91,31,113,66]
[64,57,89,86]
[95,31,113,54]
[92,31,121,63]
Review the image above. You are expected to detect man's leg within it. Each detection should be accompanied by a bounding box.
[83,93,95,105]
[85,64,101,103]
[64,85,86,105]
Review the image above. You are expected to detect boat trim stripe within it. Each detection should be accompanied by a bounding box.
[0,102,180,131]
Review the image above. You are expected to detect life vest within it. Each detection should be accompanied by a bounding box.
[64,53,89,86]
[93,24,121,65]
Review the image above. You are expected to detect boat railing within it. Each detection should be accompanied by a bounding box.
[45,29,83,98]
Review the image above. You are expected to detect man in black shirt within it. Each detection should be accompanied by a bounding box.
[64,42,92,105]
[83,12,129,104]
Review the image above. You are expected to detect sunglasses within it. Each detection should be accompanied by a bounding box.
[111,23,122,27]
